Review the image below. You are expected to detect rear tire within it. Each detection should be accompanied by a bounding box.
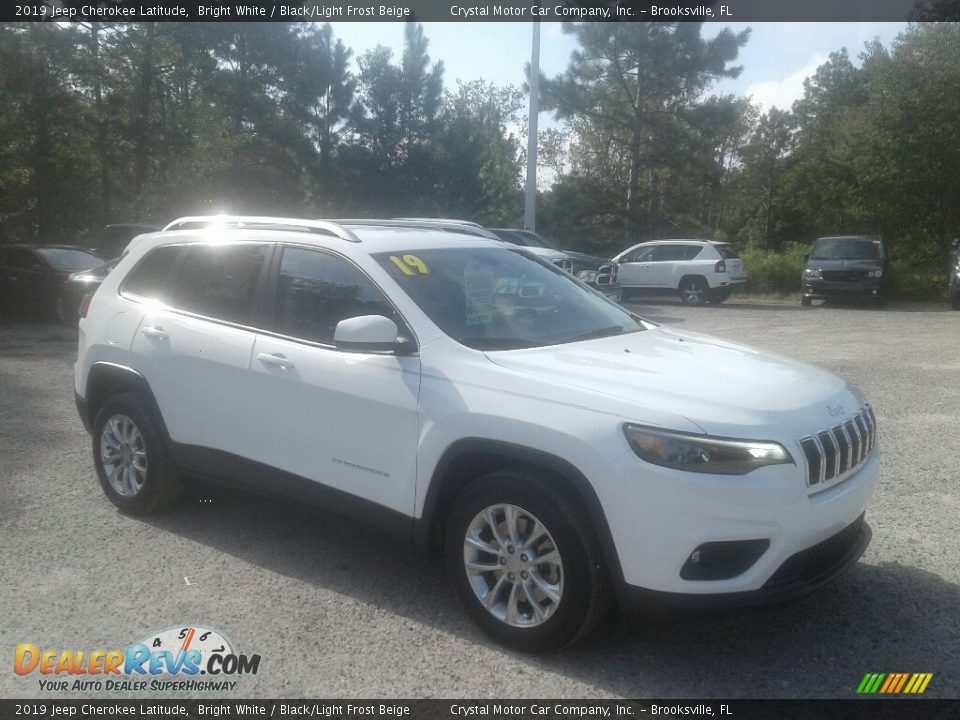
[679,278,708,306]
[92,392,181,515]
[445,470,609,652]
[801,296,812,307]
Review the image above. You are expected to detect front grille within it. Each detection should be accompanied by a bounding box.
[764,513,866,589]
[596,263,616,286]
[822,270,867,282]
[553,258,574,274]
[799,407,876,487]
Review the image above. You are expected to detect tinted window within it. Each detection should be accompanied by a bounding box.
[655,245,690,262]
[684,245,706,260]
[171,244,269,324]
[811,238,882,261]
[275,247,394,345]
[36,248,101,272]
[7,249,44,271]
[715,245,739,259]
[123,246,182,301]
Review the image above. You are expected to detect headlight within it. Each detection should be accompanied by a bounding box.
[803,268,821,279]
[576,270,598,283]
[623,424,794,475]
[867,270,883,278]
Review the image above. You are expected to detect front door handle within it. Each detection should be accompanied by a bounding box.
[141,326,168,340]
[257,352,295,370]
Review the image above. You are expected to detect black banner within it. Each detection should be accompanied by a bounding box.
[2,700,959,720]
[4,0,956,23]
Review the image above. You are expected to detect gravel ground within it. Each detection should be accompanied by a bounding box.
[1,298,958,699]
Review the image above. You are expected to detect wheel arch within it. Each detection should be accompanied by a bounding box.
[84,362,169,441]
[678,273,709,290]
[416,438,625,588]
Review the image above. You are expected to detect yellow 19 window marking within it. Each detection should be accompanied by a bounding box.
[389,255,430,276]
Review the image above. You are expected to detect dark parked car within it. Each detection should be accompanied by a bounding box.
[949,238,959,310]
[57,257,119,326]
[95,224,158,259]
[0,245,102,319]
[801,236,887,306]
[490,229,621,302]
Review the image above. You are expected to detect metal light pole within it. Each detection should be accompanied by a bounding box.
[524,19,540,232]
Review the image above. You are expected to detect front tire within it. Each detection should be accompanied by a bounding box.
[445,471,609,652]
[93,392,181,515]
[679,278,708,306]
[801,296,812,307]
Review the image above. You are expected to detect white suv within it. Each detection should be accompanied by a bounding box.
[613,239,747,305]
[75,217,877,652]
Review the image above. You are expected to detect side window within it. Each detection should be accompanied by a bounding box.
[170,244,269,324]
[623,247,656,263]
[121,245,181,301]
[684,245,705,260]
[8,249,44,271]
[274,247,394,345]
[656,245,688,262]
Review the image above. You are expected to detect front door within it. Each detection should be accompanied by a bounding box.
[247,246,421,518]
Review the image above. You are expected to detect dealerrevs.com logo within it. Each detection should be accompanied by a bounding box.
[14,625,260,693]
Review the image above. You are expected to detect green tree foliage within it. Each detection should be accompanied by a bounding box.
[541,22,750,241]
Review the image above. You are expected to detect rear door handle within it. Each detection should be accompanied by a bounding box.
[257,352,294,370]
[141,326,169,340]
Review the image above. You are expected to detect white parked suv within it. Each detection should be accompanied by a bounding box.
[613,239,747,305]
[75,217,878,652]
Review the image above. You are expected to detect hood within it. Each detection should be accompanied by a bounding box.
[485,326,859,439]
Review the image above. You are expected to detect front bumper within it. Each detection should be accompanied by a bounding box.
[598,445,879,601]
[618,514,871,613]
[803,279,883,299]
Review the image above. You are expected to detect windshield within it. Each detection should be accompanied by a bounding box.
[374,247,644,350]
[811,238,882,261]
[36,248,102,272]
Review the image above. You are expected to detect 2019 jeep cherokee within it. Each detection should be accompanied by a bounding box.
[75,216,879,652]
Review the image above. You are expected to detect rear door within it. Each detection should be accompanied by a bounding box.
[245,245,421,517]
[129,242,272,459]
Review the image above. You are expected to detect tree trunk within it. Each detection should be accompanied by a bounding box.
[29,25,53,242]
[90,24,111,224]
[133,23,155,200]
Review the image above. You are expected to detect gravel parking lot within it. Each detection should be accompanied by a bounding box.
[1,299,958,699]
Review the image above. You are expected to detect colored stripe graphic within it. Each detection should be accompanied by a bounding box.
[857,673,933,694]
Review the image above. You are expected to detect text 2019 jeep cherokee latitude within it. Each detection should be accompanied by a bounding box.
[74,217,879,652]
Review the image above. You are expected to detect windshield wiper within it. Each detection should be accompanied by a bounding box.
[561,325,629,344]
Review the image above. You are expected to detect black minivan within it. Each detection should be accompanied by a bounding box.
[801,235,887,306]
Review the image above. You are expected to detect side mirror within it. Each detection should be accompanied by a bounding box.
[334,315,411,353]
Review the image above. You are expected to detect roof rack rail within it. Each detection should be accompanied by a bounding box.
[162,215,362,243]
[327,218,500,240]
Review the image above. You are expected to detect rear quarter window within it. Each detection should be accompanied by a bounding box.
[122,245,182,301]
[715,245,740,259]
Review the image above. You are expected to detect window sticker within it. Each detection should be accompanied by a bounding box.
[389,254,430,276]
[464,261,495,326]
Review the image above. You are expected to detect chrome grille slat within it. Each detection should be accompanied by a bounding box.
[800,407,876,489]
[849,417,864,465]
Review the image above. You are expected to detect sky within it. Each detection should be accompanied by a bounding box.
[329,22,909,116]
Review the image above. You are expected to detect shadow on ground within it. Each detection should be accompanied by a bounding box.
[142,482,960,698]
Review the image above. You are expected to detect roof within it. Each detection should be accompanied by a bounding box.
[145,220,505,255]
